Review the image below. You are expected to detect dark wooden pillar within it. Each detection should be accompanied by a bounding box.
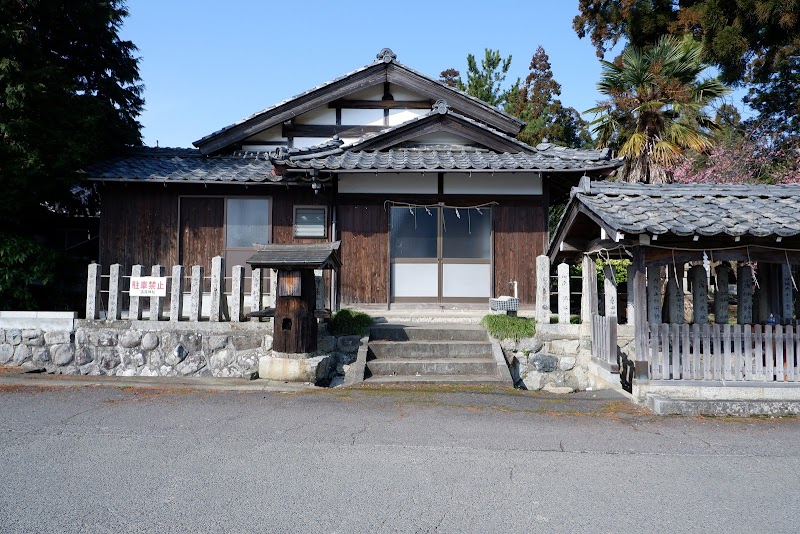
[274,269,318,353]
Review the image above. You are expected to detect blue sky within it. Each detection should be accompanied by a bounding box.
[121,0,745,148]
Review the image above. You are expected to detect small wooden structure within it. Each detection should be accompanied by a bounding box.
[247,242,340,354]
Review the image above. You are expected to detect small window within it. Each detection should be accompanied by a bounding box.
[294,206,327,238]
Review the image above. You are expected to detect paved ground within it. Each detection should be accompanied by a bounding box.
[1,371,799,533]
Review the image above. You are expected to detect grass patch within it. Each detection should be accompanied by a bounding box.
[480,314,535,341]
[329,308,373,336]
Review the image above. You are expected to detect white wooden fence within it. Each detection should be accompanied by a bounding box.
[591,313,618,371]
[648,323,800,382]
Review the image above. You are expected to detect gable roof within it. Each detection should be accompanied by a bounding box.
[192,48,525,155]
[549,179,800,260]
[246,241,341,270]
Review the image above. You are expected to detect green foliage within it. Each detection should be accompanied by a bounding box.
[595,258,630,284]
[481,314,536,341]
[589,35,730,183]
[329,309,373,336]
[459,49,513,108]
[0,233,59,310]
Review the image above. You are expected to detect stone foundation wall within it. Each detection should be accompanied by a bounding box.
[0,312,363,385]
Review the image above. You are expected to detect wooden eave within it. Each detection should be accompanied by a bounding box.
[193,61,524,155]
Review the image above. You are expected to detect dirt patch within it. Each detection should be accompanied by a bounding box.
[0,384,68,394]
[103,387,202,404]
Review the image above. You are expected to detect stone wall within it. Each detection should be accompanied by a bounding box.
[0,312,363,385]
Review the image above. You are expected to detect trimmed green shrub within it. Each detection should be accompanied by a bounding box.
[480,314,535,341]
[330,308,373,336]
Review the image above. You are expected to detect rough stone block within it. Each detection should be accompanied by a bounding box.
[176,333,202,352]
[165,344,189,366]
[148,350,165,368]
[141,332,159,351]
[230,334,260,351]
[90,330,118,347]
[80,363,101,376]
[120,330,143,349]
[0,330,4,343]
[13,344,32,365]
[121,350,145,369]
[542,384,574,394]
[139,366,159,377]
[522,370,546,391]
[259,354,333,383]
[7,330,22,346]
[559,356,577,371]
[317,336,336,353]
[44,331,71,345]
[531,353,559,372]
[0,343,14,365]
[52,344,75,366]
[208,335,229,352]
[210,349,233,370]
[97,347,121,371]
[262,334,273,351]
[116,368,137,377]
[176,354,206,376]
[31,347,50,365]
[337,335,361,353]
[517,337,543,354]
[75,346,94,366]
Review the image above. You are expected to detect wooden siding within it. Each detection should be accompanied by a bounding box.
[272,188,329,244]
[180,197,224,271]
[493,203,546,305]
[99,184,179,272]
[338,203,389,304]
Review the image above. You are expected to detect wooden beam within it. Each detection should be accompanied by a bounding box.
[328,99,432,109]
[281,124,385,138]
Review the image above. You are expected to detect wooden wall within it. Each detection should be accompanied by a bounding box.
[493,202,547,305]
[338,203,389,304]
[179,197,224,271]
[271,188,329,244]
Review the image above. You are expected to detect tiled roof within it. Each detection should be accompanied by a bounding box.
[84,147,278,183]
[273,145,621,172]
[246,242,341,270]
[574,181,800,237]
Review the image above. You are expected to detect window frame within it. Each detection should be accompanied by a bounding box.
[293,205,328,239]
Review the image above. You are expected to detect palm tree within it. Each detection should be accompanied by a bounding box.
[588,35,731,183]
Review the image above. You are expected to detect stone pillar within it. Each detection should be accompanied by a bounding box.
[737,264,753,324]
[210,256,225,322]
[86,263,101,320]
[170,265,184,321]
[269,269,278,308]
[251,267,263,318]
[714,264,730,324]
[689,265,708,324]
[149,265,165,321]
[129,265,144,320]
[647,266,662,324]
[603,264,617,319]
[557,262,570,324]
[189,266,203,321]
[626,264,635,326]
[581,255,598,324]
[667,263,684,324]
[231,265,245,322]
[632,247,649,380]
[108,264,122,320]
[781,264,794,323]
[535,255,550,324]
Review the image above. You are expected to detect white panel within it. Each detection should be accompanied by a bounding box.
[442,264,491,298]
[244,125,284,142]
[338,173,437,194]
[392,264,438,297]
[341,108,384,126]
[443,173,542,195]
[412,132,473,145]
[388,109,427,126]
[292,137,333,148]
[389,85,426,101]
[295,107,337,125]
[347,85,385,101]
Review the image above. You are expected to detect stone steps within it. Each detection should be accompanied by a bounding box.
[364,324,511,385]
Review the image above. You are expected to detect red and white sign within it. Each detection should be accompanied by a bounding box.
[130,277,167,297]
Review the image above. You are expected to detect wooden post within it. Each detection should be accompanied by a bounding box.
[689,265,708,325]
[603,264,617,320]
[250,267,263,320]
[647,266,662,324]
[738,264,753,324]
[129,265,144,320]
[149,265,165,321]
[210,256,225,322]
[189,265,203,322]
[667,263,684,324]
[632,247,649,380]
[86,263,101,320]
[231,265,245,322]
[274,269,318,353]
[108,264,122,320]
[754,268,769,323]
[781,264,794,323]
[581,254,598,325]
[557,262,570,324]
[170,265,184,321]
[535,256,550,324]
[714,264,730,324]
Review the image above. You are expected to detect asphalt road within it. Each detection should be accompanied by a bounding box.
[1,381,798,533]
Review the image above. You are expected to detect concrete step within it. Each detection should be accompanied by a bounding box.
[369,324,488,342]
[368,340,492,360]
[367,357,499,377]
[364,374,508,384]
